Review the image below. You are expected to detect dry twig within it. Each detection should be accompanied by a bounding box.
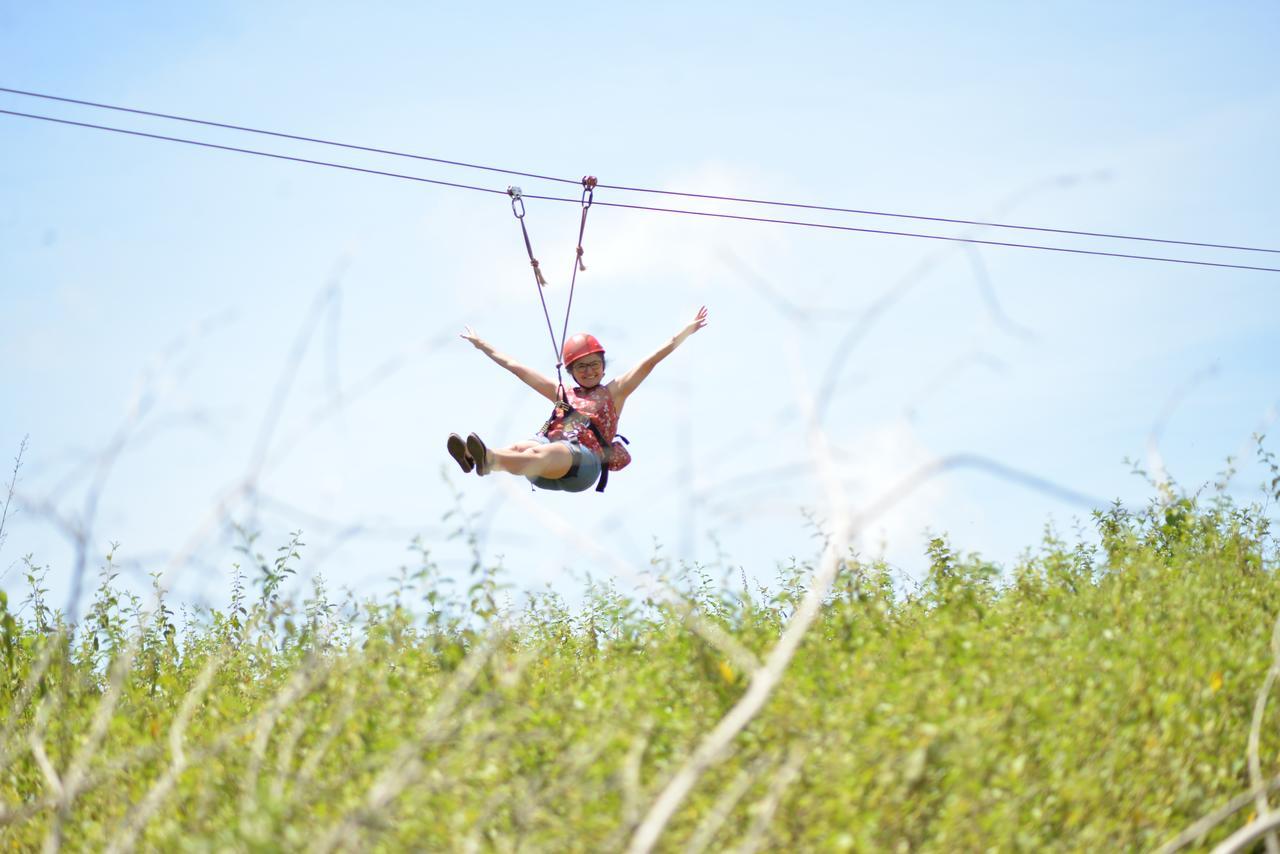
[0,435,27,569]
[626,345,850,854]
[309,626,506,853]
[1248,609,1280,854]
[1156,773,1280,854]
[726,745,807,854]
[42,641,138,852]
[682,756,772,854]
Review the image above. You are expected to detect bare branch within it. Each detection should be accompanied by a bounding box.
[815,170,1105,426]
[42,640,139,851]
[718,249,859,327]
[668,597,761,676]
[1,655,327,830]
[0,630,66,773]
[962,245,1037,341]
[33,641,330,852]
[265,319,463,480]
[498,481,759,677]
[292,677,358,792]
[1147,364,1220,500]
[238,652,331,820]
[27,696,63,799]
[694,452,1113,528]
[0,435,27,565]
[245,283,340,482]
[1212,809,1280,854]
[619,722,655,832]
[682,757,771,854]
[268,698,316,805]
[726,745,807,854]
[626,521,848,853]
[310,626,506,853]
[1248,609,1280,854]
[902,349,1006,421]
[1156,773,1280,854]
[627,343,851,854]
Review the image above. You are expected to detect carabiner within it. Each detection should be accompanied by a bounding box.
[580,175,597,209]
[507,185,526,219]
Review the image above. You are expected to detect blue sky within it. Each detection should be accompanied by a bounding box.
[2,2,1278,612]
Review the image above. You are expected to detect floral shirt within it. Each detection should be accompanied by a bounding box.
[543,384,619,460]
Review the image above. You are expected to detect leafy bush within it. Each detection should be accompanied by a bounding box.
[0,476,1277,851]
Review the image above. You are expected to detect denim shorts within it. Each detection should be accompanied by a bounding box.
[527,435,602,493]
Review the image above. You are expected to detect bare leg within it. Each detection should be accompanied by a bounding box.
[492,441,574,480]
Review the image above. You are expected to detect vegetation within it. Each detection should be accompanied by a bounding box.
[2,460,1279,851]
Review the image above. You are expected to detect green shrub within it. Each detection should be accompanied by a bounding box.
[0,477,1276,851]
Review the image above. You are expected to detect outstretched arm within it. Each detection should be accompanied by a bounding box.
[460,327,559,402]
[612,307,709,407]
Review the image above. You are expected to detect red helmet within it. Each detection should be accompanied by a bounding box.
[562,333,605,366]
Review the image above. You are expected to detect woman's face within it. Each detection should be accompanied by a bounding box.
[569,355,604,388]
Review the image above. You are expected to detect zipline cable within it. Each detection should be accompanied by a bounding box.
[520,192,1280,274]
[0,85,578,188]
[3,84,1277,257]
[595,180,1280,256]
[4,107,1280,275]
[0,108,507,197]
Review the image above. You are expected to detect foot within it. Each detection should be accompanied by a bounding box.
[466,433,494,476]
[446,433,474,473]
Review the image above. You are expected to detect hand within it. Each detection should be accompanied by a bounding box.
[675,306,709,344]
[459,326,489,351]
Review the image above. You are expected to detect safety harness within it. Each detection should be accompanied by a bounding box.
[537,399,629,492]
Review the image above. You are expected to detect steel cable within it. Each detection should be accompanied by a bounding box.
[3,107,1278,275]
[3,85,1277,256]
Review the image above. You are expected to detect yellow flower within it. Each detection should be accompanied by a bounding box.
[1210,671,1224,693]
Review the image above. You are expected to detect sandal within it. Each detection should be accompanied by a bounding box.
[446,433,474,473]
[466,432,493,476]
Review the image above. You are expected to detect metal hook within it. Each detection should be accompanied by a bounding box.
[580,175,597,208]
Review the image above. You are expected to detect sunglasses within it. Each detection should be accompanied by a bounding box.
[571,359,603,371]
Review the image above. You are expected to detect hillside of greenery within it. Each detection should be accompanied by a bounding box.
[2,463,1279,851]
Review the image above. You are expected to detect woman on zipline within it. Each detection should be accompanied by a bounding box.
[448,306,708,493]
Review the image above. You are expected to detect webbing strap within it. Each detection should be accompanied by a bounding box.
[509,186,562,385]
[558,177,596,358]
